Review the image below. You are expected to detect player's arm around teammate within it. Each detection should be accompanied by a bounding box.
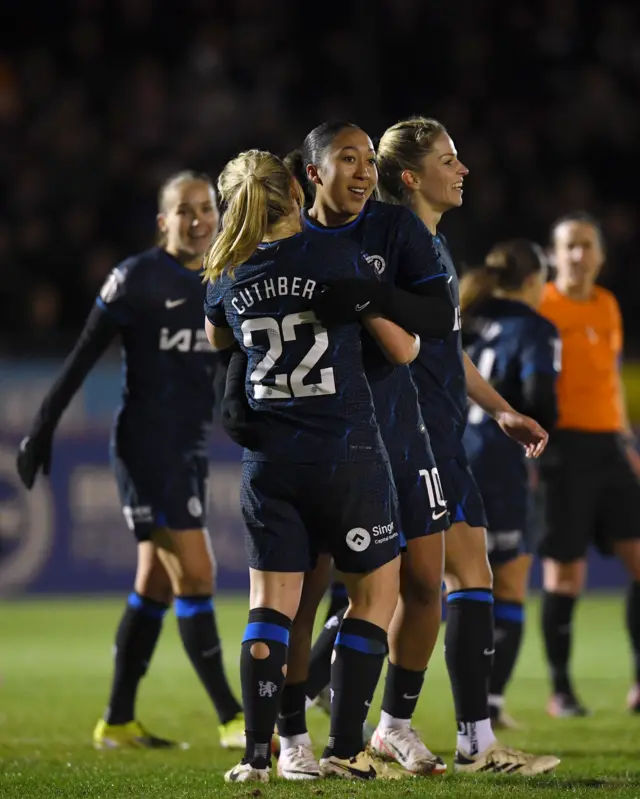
[203,150,405,783]
[17,173,245,750]
[537,212,640,717]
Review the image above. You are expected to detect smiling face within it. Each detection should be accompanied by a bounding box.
[412,132,469,213]
[157,178,219,263]
[308,126,378,224]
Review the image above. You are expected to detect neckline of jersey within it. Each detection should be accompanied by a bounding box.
[302,204,367,233]
[257,232,304,250]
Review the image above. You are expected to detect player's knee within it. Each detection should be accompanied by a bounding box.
[542,558,584,595]
[135,579,173,606]
[347,566,400,630]
[135,554,174,604]
[493,556,531,603]
[174,574,214,596]
[250,642,270,659]
[446,559,493,591]
[175,559,215,596]
[401,571,442,609]
[493,574,526,604]
[445,524,493,589]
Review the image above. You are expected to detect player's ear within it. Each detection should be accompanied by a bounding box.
[156,212,168,235]
[307,164,322,187]
[401,169,420,192]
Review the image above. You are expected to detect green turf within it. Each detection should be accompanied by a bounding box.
[1,593,639,798]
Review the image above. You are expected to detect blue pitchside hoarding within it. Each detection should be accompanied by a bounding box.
[0,358,629,595]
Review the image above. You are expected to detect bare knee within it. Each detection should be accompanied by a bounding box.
[401,568,442,610]
[341,557,401,631]
[445,523,493,589]
[249,568,304,619]
[134,542,173,604]
[543,558,586,596]
[400,534,444,609]
[153,528,215,596]
[493,555,532,604]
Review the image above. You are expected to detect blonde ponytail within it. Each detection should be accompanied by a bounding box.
[204,177,268,281]
[202,150,298,282]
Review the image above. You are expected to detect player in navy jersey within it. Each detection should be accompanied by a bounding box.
[259,121,457,776]
[459,240,560,729]
[203,148,418,783]
[16,172,245,751]
[357,117,558,775]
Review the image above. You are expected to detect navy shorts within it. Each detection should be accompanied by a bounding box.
[240,459,400,574]
[477,478,528,566]
[395,464,450,544]
[438,454,487,529]
[113,452,208,541]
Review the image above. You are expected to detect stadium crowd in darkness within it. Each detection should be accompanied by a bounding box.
[1,0,639,355]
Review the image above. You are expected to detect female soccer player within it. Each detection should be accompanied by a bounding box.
[367,117,558,774]
[459,240,560,728]
[204,149,416,783]
[16,172,244,751]
[537,212,640,717]
[292,119,555,775]
[275,120,458,777]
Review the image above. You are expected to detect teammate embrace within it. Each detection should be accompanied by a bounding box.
[207,119,560,782]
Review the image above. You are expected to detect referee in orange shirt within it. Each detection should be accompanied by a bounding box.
[538,211,640,717]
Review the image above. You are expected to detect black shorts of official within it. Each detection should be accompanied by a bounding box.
[538,430,640,562]
[437,454,488,530]
[477,478,529,567]
[240,459,401,574]
[113,452,208,542]
[394,464,450,545]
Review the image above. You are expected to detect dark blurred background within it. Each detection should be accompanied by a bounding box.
[1,0,639,354]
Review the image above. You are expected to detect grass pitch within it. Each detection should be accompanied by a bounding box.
[1,593,639,798]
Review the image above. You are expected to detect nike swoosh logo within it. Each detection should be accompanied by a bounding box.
[286,768,321,776]
[432,509,448,520]
[447,276,453,283]
[165,298,187,309]
[202,646,220,657]
[278,710,301,719]
[355,301,371,312]
[403,692,420,700]
[345,764,376,780]
[483,648,495,656]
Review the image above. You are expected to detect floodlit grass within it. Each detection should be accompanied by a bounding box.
[1,594,639,798]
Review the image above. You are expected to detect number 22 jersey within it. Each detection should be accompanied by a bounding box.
[204,234,388,464]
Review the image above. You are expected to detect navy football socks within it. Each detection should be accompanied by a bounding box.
[175,595,242,725]
[105,592,168,725]
[240,607,292,768]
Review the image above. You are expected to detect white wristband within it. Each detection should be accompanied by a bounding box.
[411,333,421,360]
